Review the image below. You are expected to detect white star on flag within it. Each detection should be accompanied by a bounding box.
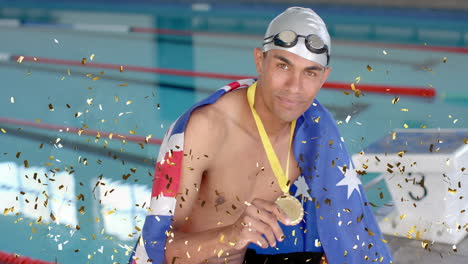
[336,163,362,199]
[294,175,312,201]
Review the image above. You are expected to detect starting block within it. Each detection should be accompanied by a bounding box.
[353,129,468,245]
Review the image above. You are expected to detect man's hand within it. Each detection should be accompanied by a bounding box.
[225,198,291,250]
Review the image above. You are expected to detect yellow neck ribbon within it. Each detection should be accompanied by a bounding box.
[247,82,296,194]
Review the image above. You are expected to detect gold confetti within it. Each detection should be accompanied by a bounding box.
[24,160,29,168]
[400,214,406,220]
[366,65,373,72]
[118,83,128,87]
[448,188,457,194]
[355,76,361,83]
[17,56,24,64]
[90,54,95,61]
[67,69,71,76]
[403,123,408,128]
[443,57,447,63]
[383,50,388,55]
[10,97,14,103]
[114,96,119,102]
[401,108,409,112]
[119,65,124,72]
[92,76,99,81]
[392,97,399,104]
[392,132,397,140]
[48,104,54,111]
[464,138,468,144]
[81,58,87,65]
[31,227,37,234]
[126,100,133,105]
[33,57,38,61]
[1,128,6,133]
[129,130,136,135]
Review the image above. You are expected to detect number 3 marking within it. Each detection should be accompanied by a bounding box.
[408,172,428,201]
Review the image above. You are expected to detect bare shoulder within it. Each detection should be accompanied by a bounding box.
[185,102,227,156]
[185,88,247,153]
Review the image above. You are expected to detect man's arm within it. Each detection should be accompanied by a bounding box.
[163,108,236,263]
[163,108,290,264]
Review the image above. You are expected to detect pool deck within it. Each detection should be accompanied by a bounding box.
[387,234,468,264]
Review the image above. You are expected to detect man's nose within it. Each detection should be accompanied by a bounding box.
[286,72,302,94]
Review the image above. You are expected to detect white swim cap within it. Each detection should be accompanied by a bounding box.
[262,7,331,67]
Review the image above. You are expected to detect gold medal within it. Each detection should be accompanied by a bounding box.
[275,194,304,225]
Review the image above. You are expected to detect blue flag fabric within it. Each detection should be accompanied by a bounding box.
[129,79,393,264]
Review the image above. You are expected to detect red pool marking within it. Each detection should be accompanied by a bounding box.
[0,250,56,264]
[324,81,436,97]
[0,117,163,145]
[10,55,436,98]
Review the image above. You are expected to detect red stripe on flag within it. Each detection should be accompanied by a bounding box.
[151,150,183,198]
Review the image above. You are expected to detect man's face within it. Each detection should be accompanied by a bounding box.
[253,48,331,122]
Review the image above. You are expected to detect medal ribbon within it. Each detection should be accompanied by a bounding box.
[247,82,296,194]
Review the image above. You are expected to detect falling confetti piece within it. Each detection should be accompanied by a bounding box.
[92,76,99,81]
[345,115,351,123]
[403,123,408,128]
[17,56,24,64]
[118,83,128,87]
[126,100,133,105]
[392,97,399,104]
[355,76,361,83]
[48,104,54,111]
[400,214,406,220]
[67,69,71,76]
[401,108,409,112]
[119,66,124,72]
[10,97,14,103]
[1,128,6,133]
[86,98,93,105]
[366,65,373,72]
[81,58,87,65]
[383,50,388,55]
[443,57,447,63]
[90,54,95,61]
[114,96,119,102]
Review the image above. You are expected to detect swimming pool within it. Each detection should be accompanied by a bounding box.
[0,1,467,263]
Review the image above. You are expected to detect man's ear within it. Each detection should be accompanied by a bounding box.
[253,48,264,76]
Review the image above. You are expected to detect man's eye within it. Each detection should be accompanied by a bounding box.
[278,63,289,70]
[305,71,318,77]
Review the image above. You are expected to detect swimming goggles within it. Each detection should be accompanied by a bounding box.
[263,30,330,65]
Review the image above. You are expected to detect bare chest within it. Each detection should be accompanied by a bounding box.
[186,135,300,232]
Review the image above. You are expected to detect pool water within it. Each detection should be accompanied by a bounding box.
[0,2,467,263]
